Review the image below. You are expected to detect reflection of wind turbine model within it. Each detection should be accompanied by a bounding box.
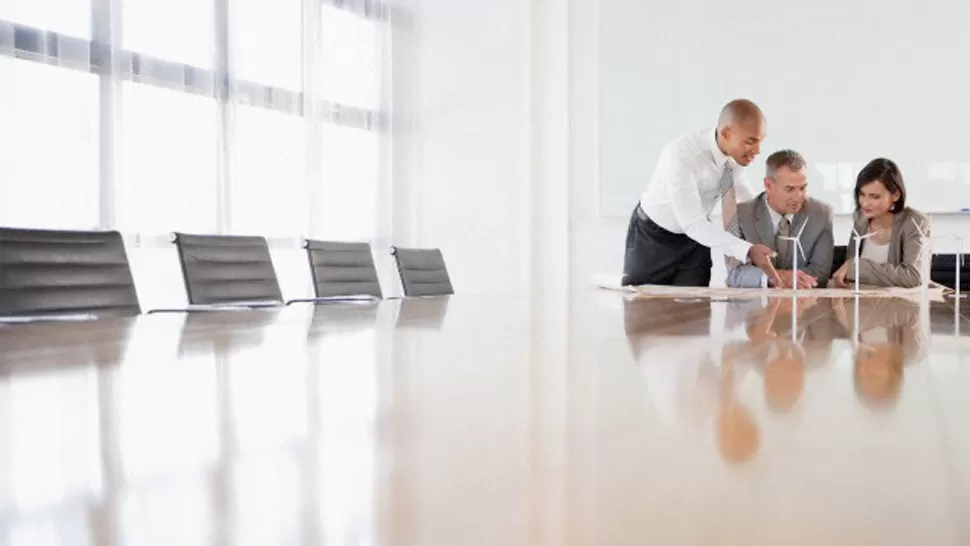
[851,227,877,294]
[911,219,933,300]
[850,295,861,351]
[778,220,809,297]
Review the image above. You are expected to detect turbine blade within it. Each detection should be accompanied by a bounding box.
[911,218,927,238]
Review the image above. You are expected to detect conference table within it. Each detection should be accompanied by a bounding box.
[2,292,970,545]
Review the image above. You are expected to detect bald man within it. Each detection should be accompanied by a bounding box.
[622,99,781,287]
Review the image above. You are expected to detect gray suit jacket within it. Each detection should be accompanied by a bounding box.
[726,194,835,288]
[846,207,931,288]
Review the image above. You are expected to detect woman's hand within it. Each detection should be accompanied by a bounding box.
[832,260,851,288]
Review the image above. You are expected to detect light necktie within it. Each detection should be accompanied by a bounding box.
[718,163,742,269]
[775,216,791,268]
[719,163,739,236]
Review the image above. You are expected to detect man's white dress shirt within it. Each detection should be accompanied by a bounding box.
[639,128,756,262]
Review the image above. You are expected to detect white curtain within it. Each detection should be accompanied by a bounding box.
[0,0,393,304]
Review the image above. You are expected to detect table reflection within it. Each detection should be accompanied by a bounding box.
[3,294,970,544]
[0,303,385,546]
[621,294,968,465]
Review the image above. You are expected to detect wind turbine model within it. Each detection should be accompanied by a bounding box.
[850,227,877,294]
[778,220,809,297]
[910,219,933,300]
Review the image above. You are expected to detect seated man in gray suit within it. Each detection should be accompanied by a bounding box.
[726,150,835,288]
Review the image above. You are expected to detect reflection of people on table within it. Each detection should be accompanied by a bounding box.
[729,296,845,366]
[725,297,850,415]
[831,158,932,289]
[760,342,806,413]
[623,298,721,427]
[730,298,812,414]
[832,297,924,409]
[716,343,760,464]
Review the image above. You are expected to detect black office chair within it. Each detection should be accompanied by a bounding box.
[0,227,141,318]
[389,246,454,297]
[930,254,970,291]
[831,245,847,277]
[298,239,383,301]
[166,232,284,310]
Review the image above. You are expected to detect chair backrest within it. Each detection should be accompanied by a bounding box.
[930,253,970,290]
[172,233,283,305]
[832,245,848,277]
[0,227,141,317]
[304,240,382,299]
[390,246,454,297]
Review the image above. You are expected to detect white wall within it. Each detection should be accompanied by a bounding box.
[391,0,532,298]
[570,0,970,287]
[395,0,970,298]
[598,0,970,217]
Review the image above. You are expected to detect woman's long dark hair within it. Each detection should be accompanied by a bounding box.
[855,158,906,213]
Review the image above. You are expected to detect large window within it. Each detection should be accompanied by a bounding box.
[230,0,303,91]
[0,58,100,230]
[119,83,220,234]
[320,125,379,241]
[320,5,380,110]
[0,0,90,38]
[122,0,214,68]
[230,106,308,236]
[0,1,389,245]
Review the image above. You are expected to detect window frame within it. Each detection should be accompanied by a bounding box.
[0,0,391,248]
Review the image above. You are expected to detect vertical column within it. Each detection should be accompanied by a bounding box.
[566,0,601,534]
[215,0,232,234]
[528,0,570,544]
[304,0,324,239]
[93,0,121,229]
[388,2,420,253]
[372,3,397,287]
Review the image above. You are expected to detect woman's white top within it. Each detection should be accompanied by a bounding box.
[861,240,891,264]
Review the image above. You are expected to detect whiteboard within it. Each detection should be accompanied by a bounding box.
[599,0,970,217]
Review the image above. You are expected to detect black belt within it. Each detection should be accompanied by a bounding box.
[634,205,687,240]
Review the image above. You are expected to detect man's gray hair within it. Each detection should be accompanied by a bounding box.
[765,149,806,179]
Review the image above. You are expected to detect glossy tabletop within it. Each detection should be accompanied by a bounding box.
[2,293,970,545]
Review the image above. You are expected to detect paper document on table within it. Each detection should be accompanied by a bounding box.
[591,273,634,292]
[626,284,947,301]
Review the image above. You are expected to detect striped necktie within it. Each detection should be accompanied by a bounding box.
[718,162,743,269]
[719,163,739,235]
[775,216,791,268]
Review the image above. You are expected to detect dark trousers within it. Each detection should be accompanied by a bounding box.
[621,205,712,287]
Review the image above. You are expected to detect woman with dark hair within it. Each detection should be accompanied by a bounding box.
[831,158,931,288]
